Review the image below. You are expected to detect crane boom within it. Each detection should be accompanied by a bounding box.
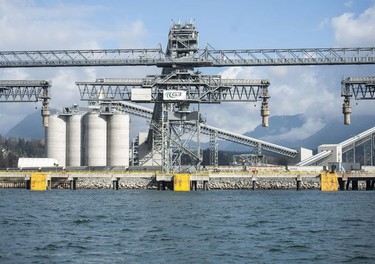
[0,80,51,127]
[0,80,50,102]
[341,76,375,125]
[342,77,375,100]
[0,47,374,68]
[76,73,270,103]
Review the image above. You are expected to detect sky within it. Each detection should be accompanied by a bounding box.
[0,0,375,142]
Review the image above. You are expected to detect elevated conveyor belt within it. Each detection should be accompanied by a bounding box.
[340,126,375,152]
[296,150,332,166]
[297,126,375,166]
[113,102,298,158]
[200,124,298,158]
[103,102,153,119]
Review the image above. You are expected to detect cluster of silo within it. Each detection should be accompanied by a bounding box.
[45,110,129,168]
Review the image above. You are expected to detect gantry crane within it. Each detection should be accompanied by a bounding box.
[342,77,375,125]
[0,80,51,127]
[77,22,272,172]
[1,21,374,171]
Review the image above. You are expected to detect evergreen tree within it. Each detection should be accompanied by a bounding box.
[0,136,45,168]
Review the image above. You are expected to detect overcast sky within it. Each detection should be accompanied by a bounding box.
[0,0,375,141]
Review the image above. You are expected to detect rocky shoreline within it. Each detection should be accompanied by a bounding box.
[71,176,323,190]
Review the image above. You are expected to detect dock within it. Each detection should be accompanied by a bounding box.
[0,168,374,191]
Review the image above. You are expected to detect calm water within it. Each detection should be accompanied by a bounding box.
[0,189,374,263]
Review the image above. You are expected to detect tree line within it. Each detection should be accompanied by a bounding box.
[0,136,44,168]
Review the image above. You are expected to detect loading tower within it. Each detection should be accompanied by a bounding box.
[77,22,274,172]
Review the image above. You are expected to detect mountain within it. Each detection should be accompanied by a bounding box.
[222,114,375,152]
[300,115,375,150]
[221,114,306,151]
[5,111,45,140]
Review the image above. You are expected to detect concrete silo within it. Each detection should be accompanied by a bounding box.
[66,113,82,166]
[45,115,66,167]
[84,112,107,166]
[107,113,130,167]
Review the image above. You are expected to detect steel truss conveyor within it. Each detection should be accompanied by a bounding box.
[297,126,375,166]
[200,124,297,158]
[340,126,375,165]
[1,47,374,68]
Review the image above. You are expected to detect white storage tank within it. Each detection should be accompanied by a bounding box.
[66,113,82,166]
[45,115,66,167]
[84,112,107,166]
[107,113,130,167]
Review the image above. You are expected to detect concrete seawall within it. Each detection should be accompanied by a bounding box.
[0,170,371,190]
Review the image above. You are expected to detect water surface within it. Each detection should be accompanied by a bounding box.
[0,189,374,263]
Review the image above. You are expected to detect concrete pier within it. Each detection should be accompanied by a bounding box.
[0,169,375,190]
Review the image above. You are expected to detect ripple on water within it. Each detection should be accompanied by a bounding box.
[73,218,91,224]
[0,189,374,263]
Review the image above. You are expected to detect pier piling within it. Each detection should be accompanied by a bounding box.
[251,176,257,190]
[70,178,77,190]
[352,180,359,190]
[296,175,302,191]
[112,178,120,190]
[203,180,209,191]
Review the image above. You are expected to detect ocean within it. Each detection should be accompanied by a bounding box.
[0,189,374,263]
